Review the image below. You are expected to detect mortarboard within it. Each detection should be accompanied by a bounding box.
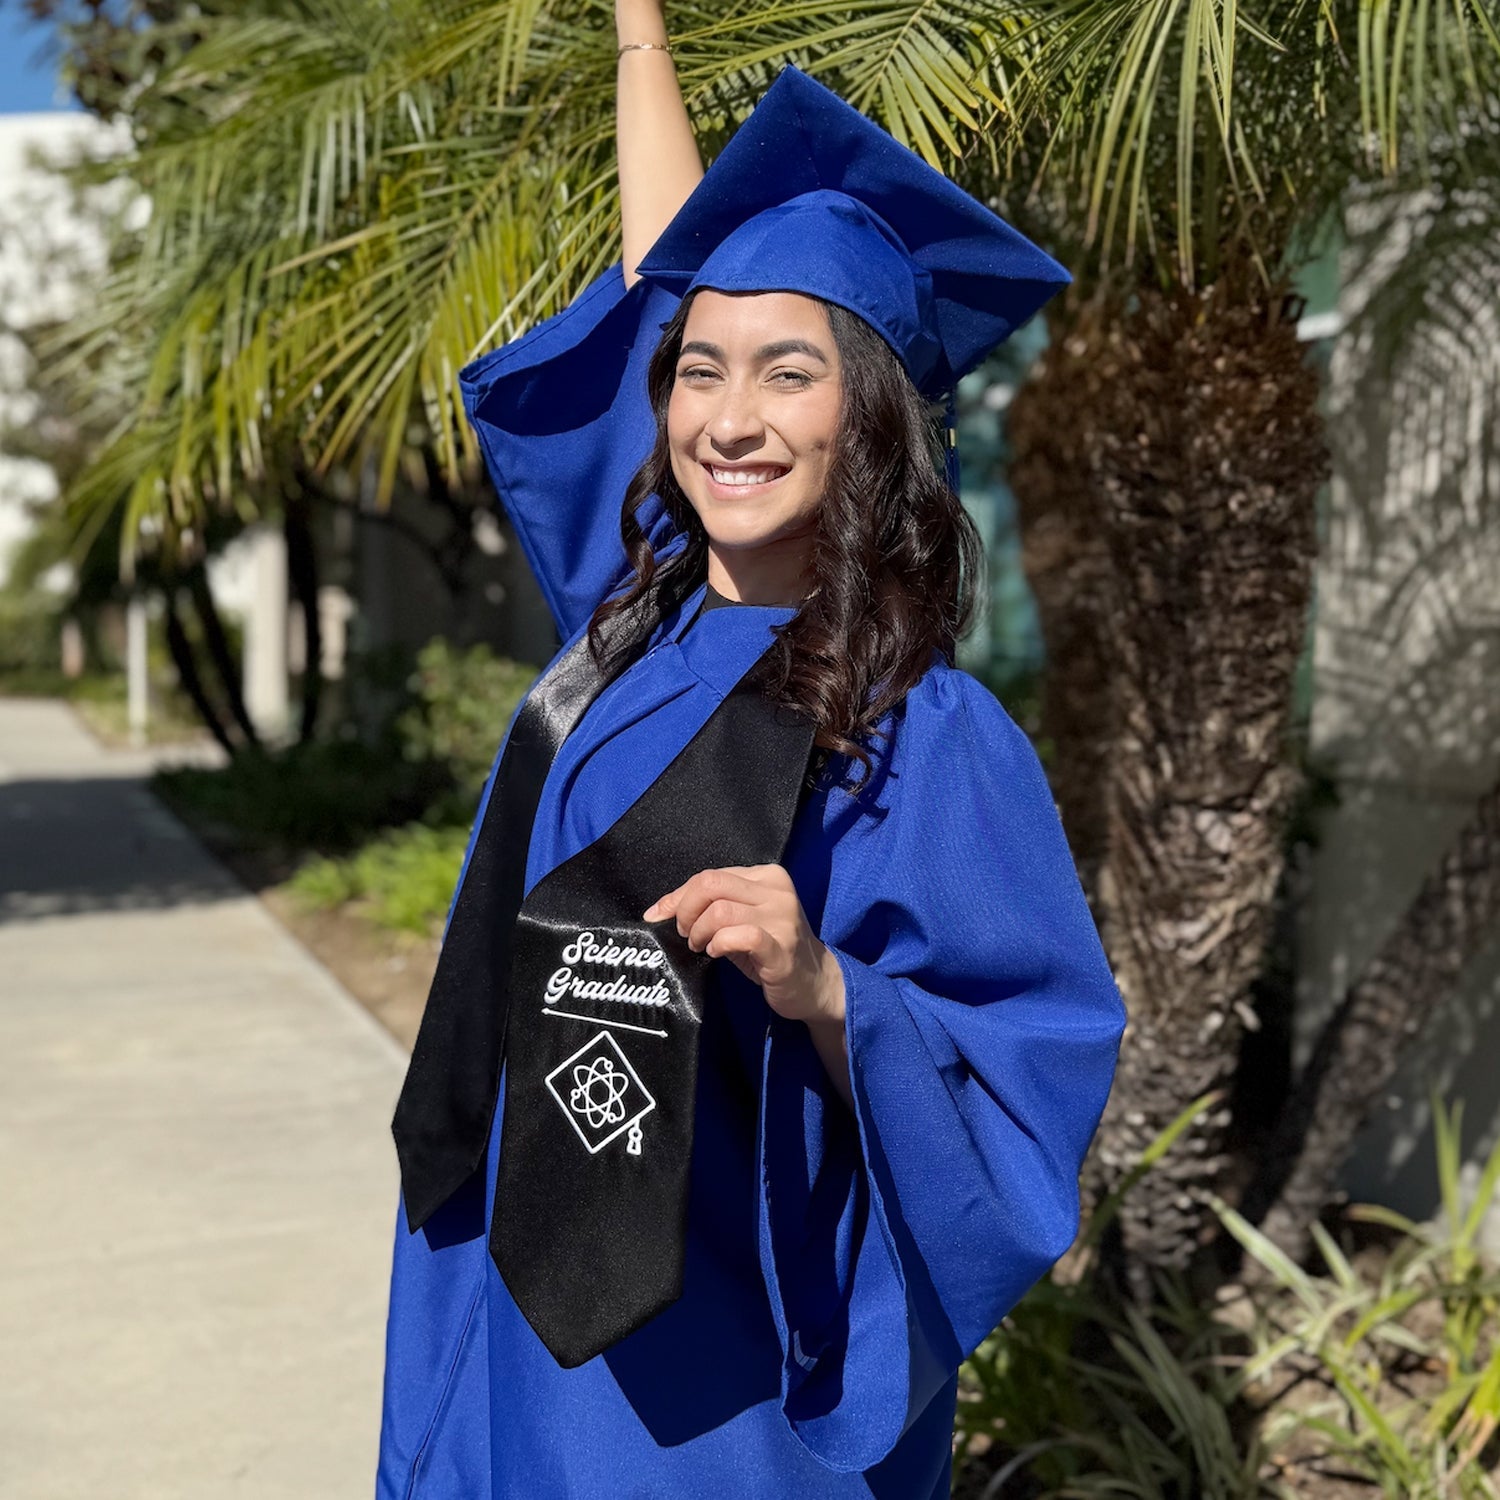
[636,65,1070,398]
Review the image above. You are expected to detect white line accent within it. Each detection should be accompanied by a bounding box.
[543,1008,667,1038]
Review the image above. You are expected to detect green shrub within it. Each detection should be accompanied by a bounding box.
[0,595,62,676]
[152,638,535,866]
[954,1093,1280,1499]
[154,739,450,853]
[953,1096,1500,1499]
[1219,1097,1500,1500]
[287,821,469,935]
[0,666,73,697]
[395,638,538,797]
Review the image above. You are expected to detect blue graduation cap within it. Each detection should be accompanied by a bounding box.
[637,66,1070,398]
[459,65,1069,638]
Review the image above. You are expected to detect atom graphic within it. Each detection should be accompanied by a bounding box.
[569,1056,629,1128]
[546,1030,656,1155]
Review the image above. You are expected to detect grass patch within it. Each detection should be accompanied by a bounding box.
[150,639,536,937]
[69,675,206,746]
[287,821,469,936]
[0,668,77,698]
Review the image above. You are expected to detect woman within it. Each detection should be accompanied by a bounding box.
[377,10,1127,1497]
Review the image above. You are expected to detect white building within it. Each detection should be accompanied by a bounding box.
[0,110,126,589]
[0,111,293,734]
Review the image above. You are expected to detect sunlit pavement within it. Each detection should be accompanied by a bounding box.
[0,698,402,1500]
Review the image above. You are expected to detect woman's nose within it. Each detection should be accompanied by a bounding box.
[708,382,765,452]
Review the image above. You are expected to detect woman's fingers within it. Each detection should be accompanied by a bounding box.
[642,864,785,925]
[685,898,767,954]
[702,923,776,971]
[641,864,804,994]
[639,866,833,1022]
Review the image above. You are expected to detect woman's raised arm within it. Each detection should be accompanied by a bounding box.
[455,4,701,638]
[616,0,703,286]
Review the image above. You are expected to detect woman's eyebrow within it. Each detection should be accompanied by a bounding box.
[678,338,830,366]
[756,339,829,365]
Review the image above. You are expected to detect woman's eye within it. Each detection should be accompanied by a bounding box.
[676,366,812,387]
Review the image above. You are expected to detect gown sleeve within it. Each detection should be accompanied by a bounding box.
[756,666,1128,1473]
[458,264,685,641]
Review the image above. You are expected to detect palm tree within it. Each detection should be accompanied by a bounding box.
[42,0,1500,1270]
[988,9,1499,1269]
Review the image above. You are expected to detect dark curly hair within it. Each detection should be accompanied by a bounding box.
[588,289,983,787]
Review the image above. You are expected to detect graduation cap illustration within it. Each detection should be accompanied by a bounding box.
[636,65,1070,398]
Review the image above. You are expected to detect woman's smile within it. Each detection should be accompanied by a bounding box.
[700,459,793,496]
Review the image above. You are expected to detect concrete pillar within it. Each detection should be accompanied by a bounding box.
[317,585,353,680]
[125,596,148,747]
[242,524,289,741]
[59,617,85,678]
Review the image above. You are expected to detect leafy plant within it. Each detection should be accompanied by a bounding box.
[1218,1096,1500,1498]
[288,821,470,935]
[42,0,1499,551]
[954,1094,1500,1498]
[954,1092,1288,1497]
[394,638,537,798]
[152,738,449,852]
[957,1281,1288,1498]
[0,593,63,677]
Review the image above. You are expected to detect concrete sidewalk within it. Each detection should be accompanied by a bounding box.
[0,699,404,1499]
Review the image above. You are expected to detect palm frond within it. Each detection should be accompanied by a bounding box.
[46,0,1500,561]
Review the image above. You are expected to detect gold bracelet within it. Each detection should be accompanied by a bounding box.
[618,40,672,56]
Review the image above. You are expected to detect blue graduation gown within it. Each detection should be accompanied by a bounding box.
[374,268,1127,1499]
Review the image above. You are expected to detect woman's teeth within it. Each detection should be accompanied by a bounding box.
[708,466,786,487]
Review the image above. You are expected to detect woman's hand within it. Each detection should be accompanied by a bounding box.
[644,865,843,1023]
[645,876,858,1110]
[644,866,853,1106]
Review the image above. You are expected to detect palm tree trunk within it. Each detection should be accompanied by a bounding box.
[1252,772,1500,1258]
[185,567,260,748]
[284,492,322,744]
[163,593,237,758]
[1007,282,1326,1271]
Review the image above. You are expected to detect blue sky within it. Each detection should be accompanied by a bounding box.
[0,12,75,113]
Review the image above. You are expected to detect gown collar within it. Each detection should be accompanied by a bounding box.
[666,580,799,699]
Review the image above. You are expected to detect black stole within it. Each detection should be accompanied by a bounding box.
[391,583,816,1362]
[492,676,815,1364]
